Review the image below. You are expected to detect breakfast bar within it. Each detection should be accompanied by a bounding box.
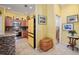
[0,33,15,55]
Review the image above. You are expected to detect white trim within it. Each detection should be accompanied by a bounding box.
[59,17,62,43]
[55,15,62,43]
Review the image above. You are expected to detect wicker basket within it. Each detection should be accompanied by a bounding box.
[39,37,53,52]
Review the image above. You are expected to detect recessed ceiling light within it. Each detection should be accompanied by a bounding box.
[29,6,33,9]
[7,7,11,10]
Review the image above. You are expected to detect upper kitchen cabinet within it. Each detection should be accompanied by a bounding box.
[5,16,13,26]
[15,17,20,22]
[21,20,28,26]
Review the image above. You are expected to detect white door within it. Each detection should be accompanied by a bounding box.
[56,15,61,43]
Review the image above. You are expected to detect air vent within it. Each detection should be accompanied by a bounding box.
[24,5,27,7]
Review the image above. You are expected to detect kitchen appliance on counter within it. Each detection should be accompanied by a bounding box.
[12,21,21,39]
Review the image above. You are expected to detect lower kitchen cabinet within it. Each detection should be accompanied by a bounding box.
[21,31,28,38]
[0,35,15,55]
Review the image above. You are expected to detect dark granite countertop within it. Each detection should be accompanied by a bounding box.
[0,32,15,55]
[0,32,16,37]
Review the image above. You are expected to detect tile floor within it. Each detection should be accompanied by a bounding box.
[15,38,79,55]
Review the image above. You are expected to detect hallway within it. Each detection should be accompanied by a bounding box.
[16,38,79,55]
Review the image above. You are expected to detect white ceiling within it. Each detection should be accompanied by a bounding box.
[0,4,71,15]
[59,4,74,8]
[0,4,35,15]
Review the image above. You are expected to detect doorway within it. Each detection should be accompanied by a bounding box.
[34,16,36,49]
[28,16,36,49]
[56,15,61,43]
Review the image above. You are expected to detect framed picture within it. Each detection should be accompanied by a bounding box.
[63,24,74,31]
[38,15,46,25]
[67,15,78,23]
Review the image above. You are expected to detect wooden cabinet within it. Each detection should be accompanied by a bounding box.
[21,20,28,26]
[21,20,28,38]
[21,31,28,38]
[5,16,13,26]
[5,16,13,32]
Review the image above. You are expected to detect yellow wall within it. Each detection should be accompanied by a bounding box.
[54,4,61,16]
[46,5,56,46]
[61,5,79,45]
[28,16,34,48]
[35,4,48,48]
[35,4,60,48]
[0,7,6,34]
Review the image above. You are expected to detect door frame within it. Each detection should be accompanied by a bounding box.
[34,16,36,49]
[56,15,62,43]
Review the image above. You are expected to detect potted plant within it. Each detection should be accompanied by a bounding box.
[68,30,77,36]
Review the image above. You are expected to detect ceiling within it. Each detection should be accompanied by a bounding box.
[0,4,35,15]
[0,4,72,15]
[59,4,78,8]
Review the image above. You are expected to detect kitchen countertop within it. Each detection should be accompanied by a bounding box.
[0,32,16,37]
[0,32,15,55]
